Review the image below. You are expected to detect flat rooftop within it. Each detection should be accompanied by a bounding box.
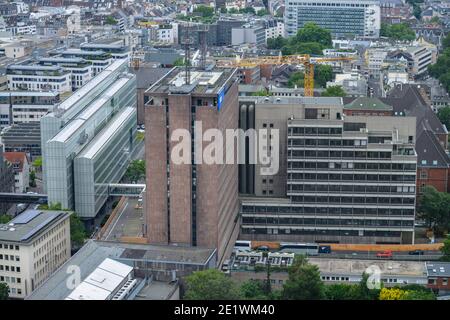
[309,258,427,277]
[426,262,450,277]
[146,67,237,96]
[240,96,343,106]
[0,210,70,244]
[27,240,216,300]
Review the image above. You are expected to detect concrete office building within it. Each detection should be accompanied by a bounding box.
[0,209,71,299]
[285,0,381,38]
[239,97,417,244]
[38,57,93,90]
[53,49,114,76]
[1,123,42,158]
[6,65,72,94]
[80,42,130,60]
[144,67,240,265]
[0,91,60,127]
[41,59,137,225]
[231,25,266,47]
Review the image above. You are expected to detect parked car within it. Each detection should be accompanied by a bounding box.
[376,250,393,258]
[409,250,424,255]
[318,245,332,254]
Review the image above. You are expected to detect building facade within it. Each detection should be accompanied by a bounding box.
[285,0,381,38]
[0,210,71,299]
[144,67,240,266]
[41,59,137,225]
[239,97,417,244]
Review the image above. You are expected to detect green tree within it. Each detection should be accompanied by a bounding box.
[136,131,145,142]
[267,36,287,49]
[402,290,436,300]
[324,283,360,300]
[0,283,8,300]
[29,170,36,188]
[193,5,214,18]
[357,272,382,300]
[418,186,450,234]
[257,9,269,17]
[287,71,304,88]
[105,16,117,25]
[0,215,12,224]
[294,22,332,47]
[125,160,146,183]
[437,106,450,130]
[430,16,441,24]
[239,7,256,14]
[282,255,324,300]
[322,85,346,97]
[228,8,239,14]
[380,23,416,41]
[441,236,450,262]
[32,156,42,169]
[314,65,333,88]
[70,213,86,248]
[240,280,268,299]
[184,269,241,300]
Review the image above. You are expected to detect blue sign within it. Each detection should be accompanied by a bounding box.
[217,89,225,111]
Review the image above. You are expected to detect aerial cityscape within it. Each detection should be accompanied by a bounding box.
[0,0,449,308]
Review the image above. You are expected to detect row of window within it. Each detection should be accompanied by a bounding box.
[288,172,416,182]
[241,206,415,216]
[0,264,21,272]
[287,149,393,159]
[0,244,19,250]
[288,138,368,147]
[242,217,414,227]
[241,228,402,237]
[288,184,416,194]
[0,254,19,261]
[290,195,415,205]
[288,161,416,171]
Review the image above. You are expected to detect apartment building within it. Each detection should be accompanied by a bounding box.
[38,57,93,90]
[285,0,381,38]
[41,59,137,227]
[6,65,72,94]
[80,42,130,60]
[232,24,266,47]
[0,91,60,128]
[3,152,30,193]
[55,49,114,76]
[264,20,285,43]
[239,96,417,244]
[144,67,240,265]
[0,209,71,299]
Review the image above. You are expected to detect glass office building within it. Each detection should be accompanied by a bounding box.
[285,0,380,38]
[41,58,137,221]
[74,107,137,218]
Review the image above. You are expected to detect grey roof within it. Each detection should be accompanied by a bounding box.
[27,240,216,300]
[426,262,450,277]
[130,66,171,89]
[7,65,63,72]
[382,84,447,136]
[0,210,70,244]
[415,129,450,168]
[345,97,393,111]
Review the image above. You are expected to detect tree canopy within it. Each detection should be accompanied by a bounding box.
[437,106,450,130]
[322,85,346,97]
[0,283,8,300]
[441,236,450,262]
[287,64,333,89]
[282,255,324,300]
[380,23,416,41]
[429,34,450,94]
[125,160,146,183]
[70,213,87,248]
[418,185,450,235]
[267,23,332,55]
[184,269,241,300]
[0,215,11,224]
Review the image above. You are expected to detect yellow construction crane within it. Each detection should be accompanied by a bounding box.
[216,54,354,97]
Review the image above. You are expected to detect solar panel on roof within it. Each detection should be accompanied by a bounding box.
[11,210,42,224]
[20,214,61,241]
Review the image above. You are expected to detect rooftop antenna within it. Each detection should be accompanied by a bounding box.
[181,22,194,85]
